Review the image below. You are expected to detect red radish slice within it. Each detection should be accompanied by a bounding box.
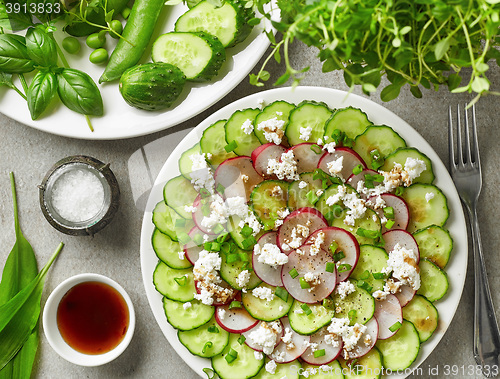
[194,280,235,306]
[252,232,285,287]
[383,230,420,264]
[214,156,263,202]
[281,245,337,304]
[318,147,366,181]
[183,226,205,265]
[242,319,283,353]
[346,169,380,198]
[192,194,228,235]
[277,207,328,253]
[301,328,342,365]
[395,284,416,307]
[251,143,287,178]
[374,294,403,340]
[270,317,311,363]
[215,304,258,333]
[368,194,409,232]
[288,143,326,174]
[305,227,360,283]
[343,317,378,360]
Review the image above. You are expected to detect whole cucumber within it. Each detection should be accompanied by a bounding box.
[99,0,165,83]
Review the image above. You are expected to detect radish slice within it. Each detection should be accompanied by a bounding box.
[305,227,360,283]
[242,319,283,353]
[183,226,205,265]
[270,317,311,363]
[374,294,403,340]
[252,232,285,287]
[301,328,342,365]
[214,156,263,202]
[395,284,416,307]
[288,143,326,174]
[281,245,337,304]
[318,147,366,181]
[251,143,287,178]
[277,207,328,253]
[383,230,420,264]
[343,317,378,360]
[346,169,380,198]
[215,304,258,334]
[368,194,409,232]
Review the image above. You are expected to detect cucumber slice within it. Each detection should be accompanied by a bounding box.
[302,360,343,378]
[315,184,356,221]
[330,208,381,246]
[288,301,335,335]
[402,295,438,342]
[242,283,294,321]
[285,101,333,146]
[332,280,375,325]
[153,261,195,302]
[152,32,226,82]
[178,143,202,180]
[354,125,406,170]
[417,259,449,301]
[400,184,449,233]
[219,247,262,290]
[254,100,295,145]
[163,175,198,219]
[288,172,334,211]
[201,119,237,167]
[350,245,389,292]
[413,225,453,268]
[381,147,435,184]
[376,320,420,370]
[163,298,214,331]
[212,333,265,379]
[324,106,373,140]
[339,347,383,379]
[152,228,192,269]
[178,317,229,358]
[254,358,301,378]
[227,215,254,250]
[250,180,289,230]
[152,201,194,241]
[175,0,254,48]
[224,108,261,156]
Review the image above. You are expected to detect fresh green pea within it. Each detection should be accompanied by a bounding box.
[121,6,131,19]
[98,29,108,40]
[109,20,123,39]
[86,33,105,49]
[89,48,108,64]
[62,37,81,55]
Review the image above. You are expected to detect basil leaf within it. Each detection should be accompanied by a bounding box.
[25,27,58,67]
[0,34,34,73]
[0,2,33,31]
[57,68,103,116]
[0,72,15,90]
[27,71,57,120]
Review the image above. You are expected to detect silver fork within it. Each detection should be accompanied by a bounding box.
[449,104,500,377]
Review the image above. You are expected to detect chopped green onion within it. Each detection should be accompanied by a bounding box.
[211,242,221,251]
[352,164,364,175]
[365,173,384,182]
[337,263,351,273]
[240,224,253,238]
[289,268,299,279]
[325,261,336,273]
[200,188,211,198]
[332,250,346,262]
[370,149,385,170]
[314,349,326,358]
[306,190,319,205]
[208,325,219,333]
[383,206,395,219]
[203,242,212,251]
[329,241,339,255]
[385,219,395,229]
[175,218,186,228]
[225,349,238,363]
[359,270,370,280]
[275,286,289,302]
[389,321,402,332]
[357,280,373,292]
[224,140,238,153]
[322,298,334,309]
[239,252,250,262]
[373,237,385,248]
[178,232,191,245]
[174,276,187,286]
[193,233,204,246]
[221,242,231,254]
[212,224,225,235]
[242,236,257,249]
[364,179,375,189]
[203,368,216,379]
[217,232,229,243]
[202,341,213,354]
[301,303,312,315]
[299,277,311,289]
[313,169,328,181]
[348,309,357,323]
[310,144,323,154]
[216,183,225,194]
[229,301,242,310]
[226,253,240,263]
[237,335,246,345]
[372,272,386,280]
[395,186,404,196]
[356,228,380,239]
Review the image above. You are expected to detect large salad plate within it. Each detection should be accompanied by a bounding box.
[140,86,468,378]
[0,5,273,140]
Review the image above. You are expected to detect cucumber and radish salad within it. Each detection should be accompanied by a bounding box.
[150,97,455,378]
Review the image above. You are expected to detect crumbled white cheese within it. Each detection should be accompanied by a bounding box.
[218,308,226,320]
[327,317,367,357]
[252,286,275,302]
[257,98,265,109]
[267,151,300,181]
[326,156,344,177]
[275,207,291,229]
[183,302,192,310]
[201,195,228,231]
[425,192,435,202]
[322,141,336,153]
[382,243,421,290]
[384,277,403,294]
[254,243,289,267]
[193,250,234,305]
[324,333,341,347]
[184,205,197,213]
[190,153,209,171]
[299,181,308,189]
[248,321,282,355]
[271,185,283,197]
[372,290,389,301]
[294,308,304,314]
[254,351,264,360]
[304,271,321,287]
[335,281,355,300]
[236,270,251,288]
[265,360,278,374]
[299,126,312,141]
[241,174,249,183]
[404,157,426,181]
[317,138,324,145]
[309,231,325,256]
[256,116,286,145]
[282,327,293,344]
[241,119,254,135]
[286,224,310,249]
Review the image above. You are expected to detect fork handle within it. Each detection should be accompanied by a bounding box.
[469,206,500,376]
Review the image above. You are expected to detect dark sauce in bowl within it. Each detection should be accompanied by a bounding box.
[57,281,129,355]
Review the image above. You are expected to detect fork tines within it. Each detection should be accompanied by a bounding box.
[448,104,480,169]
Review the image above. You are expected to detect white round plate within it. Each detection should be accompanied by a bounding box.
[140,86,468,378]
[0,5,273,140]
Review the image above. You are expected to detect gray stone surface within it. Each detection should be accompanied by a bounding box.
[0,36,499,379]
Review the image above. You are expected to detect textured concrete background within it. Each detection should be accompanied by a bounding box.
[0,35,499,379]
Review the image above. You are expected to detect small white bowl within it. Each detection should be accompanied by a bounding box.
[43,273,135,366]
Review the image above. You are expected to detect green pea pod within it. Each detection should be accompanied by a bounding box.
[27,71,58,120]
[99,0,166,83]
[0,34,35,73]
[57,68,103,116]
[25,27,58,68]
